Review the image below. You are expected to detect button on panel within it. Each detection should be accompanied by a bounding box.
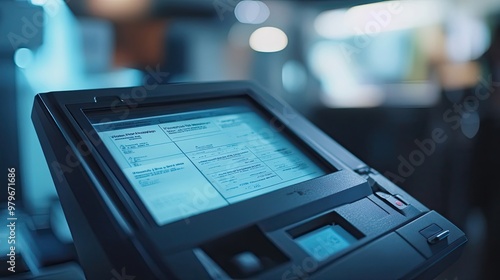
[396,211,466,259]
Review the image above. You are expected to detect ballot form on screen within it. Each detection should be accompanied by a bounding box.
[91,104,326,225]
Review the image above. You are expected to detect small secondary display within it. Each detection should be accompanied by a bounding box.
[90,101,326,226]
[296,225,357,262]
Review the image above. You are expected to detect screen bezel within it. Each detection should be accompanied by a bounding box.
[66,87,352,252]
[83,96,333,227]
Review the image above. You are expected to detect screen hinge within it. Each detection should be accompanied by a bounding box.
[354,166,378,188]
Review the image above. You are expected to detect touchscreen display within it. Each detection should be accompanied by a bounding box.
[90,100,326,225]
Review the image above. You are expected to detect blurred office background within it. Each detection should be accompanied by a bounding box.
[1,0,499,278]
